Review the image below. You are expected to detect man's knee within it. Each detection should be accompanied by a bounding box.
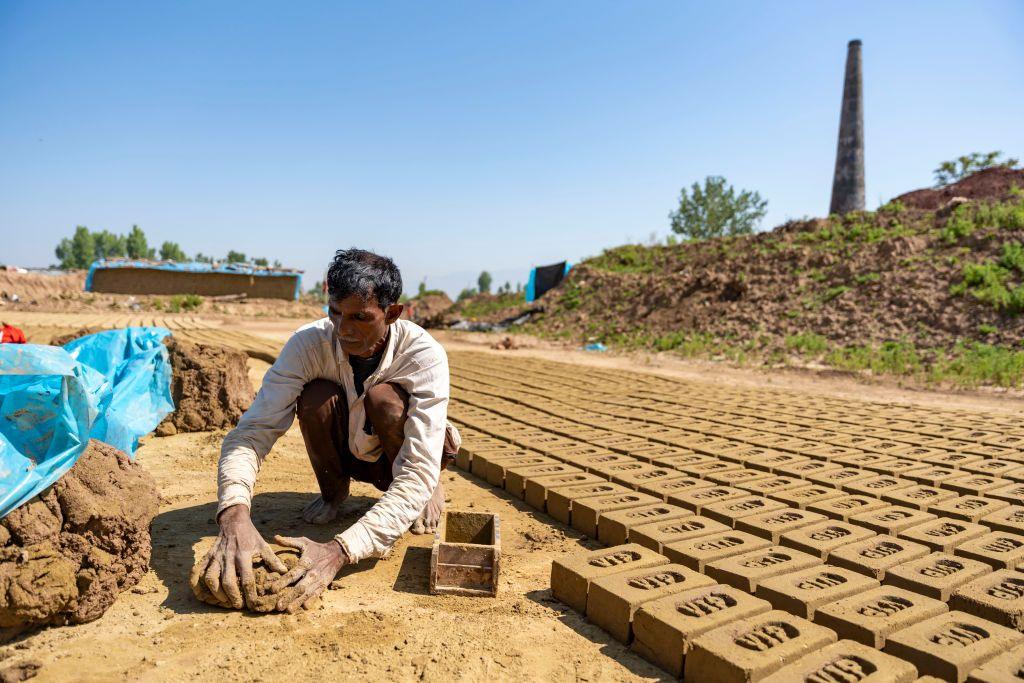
[365,382,408,427]
[296,379,342,424]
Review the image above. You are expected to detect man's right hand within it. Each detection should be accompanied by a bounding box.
[195,504,288,609]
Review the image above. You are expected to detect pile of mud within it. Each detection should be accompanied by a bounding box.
[405,292,454,328]
[533,169,1024,355]
[155,338,254,435]
[0,441,158,642]
[894,166,1024,211]
[190,550,313,612]
[0,270,85,304]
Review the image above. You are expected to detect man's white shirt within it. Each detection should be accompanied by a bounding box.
[217,317,450,562]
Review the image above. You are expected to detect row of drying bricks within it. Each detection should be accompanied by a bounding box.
[455,436,1024,682]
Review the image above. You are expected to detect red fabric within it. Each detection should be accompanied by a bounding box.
[1,325,27,344]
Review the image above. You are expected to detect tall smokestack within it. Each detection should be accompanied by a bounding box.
[829,39,865,215]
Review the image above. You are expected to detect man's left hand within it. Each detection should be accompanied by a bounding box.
[268,535,349,612]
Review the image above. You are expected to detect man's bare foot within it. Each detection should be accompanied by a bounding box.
[411,481,445,535]
[302,496,346,524]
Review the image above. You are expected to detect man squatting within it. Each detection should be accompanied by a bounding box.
[196,249,460,612]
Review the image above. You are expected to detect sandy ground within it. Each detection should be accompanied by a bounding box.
[1,359,663,683]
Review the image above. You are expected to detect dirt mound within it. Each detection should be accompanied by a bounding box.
[155,338,254,435]
[190,550,315,612]
[0,440,158,642]
[405,292,453,327]
[0,270,85,303]
[893,166,1024,210]
[47,327,100,346]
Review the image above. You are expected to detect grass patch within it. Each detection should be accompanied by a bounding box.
[825,341,924,377]
[454,292,523,319]
[931,343,1024,387]
[785,332,828,355]
[853,272,880,285]
[167,294,203,313]
[587,244,663,273]
[822,285,850,302]
[950,242,1024,314]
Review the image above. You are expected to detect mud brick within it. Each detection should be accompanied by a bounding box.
[742,451,805,472]
[954,531,1024,570]
[629,516,730,553]
[755,566,879,620]
[546,481,632,526]
[780,521,877,560]
[809,467,879,489]
[738,475,807,496]
[665,530,772,572]
[967,643,1024,683]
[950,569,1024,631]
[550,544,668,613]
[769,484,845,509]
[615,466,686,492]
[808,494,890,522]
[883,611,1024,682]
[669,485,749,514]
[850,507,937,536]
[814,586,948,648]
[679,460,745,479]
[964,459,1024,479]
[469,449,541,480]
[523,472,605,511]
[572,491,661,538]
[899,518,990,553]
[588,459,656,484]
[942,474,1012,496]
[484,454,559,487]
[707,468,774,488]
[922,451,986,468]
[631,584,772,678]
[872,457,931,477]
[800,443,866,460]
[834,452,898,470]
[905,466,960,487]
[760,639,918,683]
[503,462,582,499]
[843,476,914,499]
[597,503,692,546]
[652,452,716,470]
[882,485,957,511]
[736,508,829,543]
[706,546,822,593]
[546,443,616,463]
[986,482,1024,506]
[829,536,931,581]
[573,451,639,473]
[641,476,715,501]
[629,445,696,463]
[980,505,1024,535]
[928,496,1009,523]
[775,460,844,480]
[685,610,837,683]
[701,496,789,527]
[884,552,992,601]
[586,563,715,643]
[455,445,473,471]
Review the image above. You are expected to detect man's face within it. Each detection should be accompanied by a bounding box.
[327,294,403,357]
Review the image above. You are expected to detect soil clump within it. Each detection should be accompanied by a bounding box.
[894,166,1024,211]
[190,550,312,613]
[155,338,254,435]
[405,291,454,328]
[0,440,158,643]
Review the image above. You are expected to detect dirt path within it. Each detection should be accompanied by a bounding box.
[4,359,661,683]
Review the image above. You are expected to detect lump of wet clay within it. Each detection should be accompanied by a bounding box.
[190,550,316,613]
[0,440,159,643]
[154,338,254,435]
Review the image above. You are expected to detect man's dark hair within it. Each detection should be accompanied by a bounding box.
[326,248,403,309]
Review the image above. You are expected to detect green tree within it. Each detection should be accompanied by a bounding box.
[125,225,155,259]
[194,252,214,263]
[477,271,492,294]
[934,151,1020,187]
[55,226,96,269]
[669,176,768,241]
[457,287,477,302]
[418,280,427,297]
[159,241,187,261]
[253,257,269,266]
[93,230,127,259]
[226,250,246,263]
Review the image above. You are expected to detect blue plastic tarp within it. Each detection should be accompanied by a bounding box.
[0,328,173,518]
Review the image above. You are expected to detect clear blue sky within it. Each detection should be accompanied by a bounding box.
[2,1,1022,296]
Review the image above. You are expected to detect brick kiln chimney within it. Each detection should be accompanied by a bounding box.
[829,39,865,215]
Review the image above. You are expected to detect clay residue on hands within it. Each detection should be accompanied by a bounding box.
[190,550,319,613]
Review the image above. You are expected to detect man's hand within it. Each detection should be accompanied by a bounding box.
[268,535,349,613]
[194,504,288,609]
